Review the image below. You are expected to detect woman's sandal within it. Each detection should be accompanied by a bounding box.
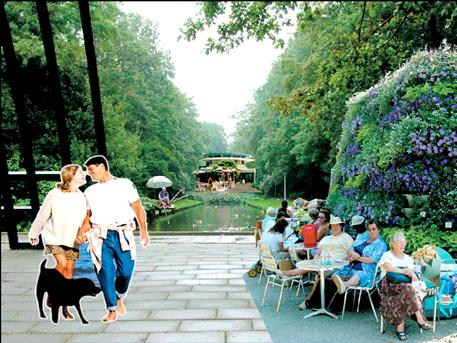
[396,331,407,341]
[417,322,432,330]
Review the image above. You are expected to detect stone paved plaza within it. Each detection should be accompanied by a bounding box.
[1,234,271,343]
[2,233,456,343]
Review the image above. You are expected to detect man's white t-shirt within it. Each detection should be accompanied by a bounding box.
[85,178,140,226]
[318,232,354,260]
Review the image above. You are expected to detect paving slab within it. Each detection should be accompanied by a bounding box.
[145,331,225,343]
[1,234,270,343]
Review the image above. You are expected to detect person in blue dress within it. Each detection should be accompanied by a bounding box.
[331,218,387,293]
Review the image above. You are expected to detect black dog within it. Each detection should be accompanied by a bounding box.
[36,259,101,324]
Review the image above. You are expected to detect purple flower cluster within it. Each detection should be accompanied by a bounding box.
[395,162,439,194]
[351,115,363,135]
[340,187,358,199]
[411,130,457,157]
[417,67,457,82]
[380,93,457,129]
[366,166,397,193]
[340,163,360,181]
[343,142,360,158]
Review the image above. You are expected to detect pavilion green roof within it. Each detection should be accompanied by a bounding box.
[202,152,253,159]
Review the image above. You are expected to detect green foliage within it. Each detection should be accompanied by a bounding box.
[218,2,457,201]
[211,159,237,169]
[3,2,224,210]
[383,226,456,256]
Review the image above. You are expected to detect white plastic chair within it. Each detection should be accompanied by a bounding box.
[329,264,382,322]
[258,244,304,312]
[342,264,382,322]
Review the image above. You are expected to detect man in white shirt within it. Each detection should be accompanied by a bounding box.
[76,155,150,323]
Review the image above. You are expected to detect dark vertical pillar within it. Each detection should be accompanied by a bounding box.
[78,0,107,157]
[0,1,39,249]
[0,47,17,249]
[35,0,71,165]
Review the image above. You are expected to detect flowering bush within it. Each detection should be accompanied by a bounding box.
[328,49,456,252]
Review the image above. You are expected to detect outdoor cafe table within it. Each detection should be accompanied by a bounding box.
[289,243,315,260]
[296,259,348,319]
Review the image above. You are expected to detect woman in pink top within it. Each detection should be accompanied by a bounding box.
[28,164,87,319]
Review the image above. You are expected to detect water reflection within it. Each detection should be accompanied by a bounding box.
[152,204,263,232]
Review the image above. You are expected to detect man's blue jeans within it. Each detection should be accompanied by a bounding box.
[96,230,135,311]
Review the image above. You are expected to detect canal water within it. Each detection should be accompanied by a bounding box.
[152,204,263,232]
[74,204,264,280]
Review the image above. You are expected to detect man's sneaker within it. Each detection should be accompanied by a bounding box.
[331,274,346,294]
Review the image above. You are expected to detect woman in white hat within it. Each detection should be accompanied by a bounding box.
[316,216,354,260]
[282,216,354,309]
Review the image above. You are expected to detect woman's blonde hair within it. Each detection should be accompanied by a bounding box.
[56,164,81,192]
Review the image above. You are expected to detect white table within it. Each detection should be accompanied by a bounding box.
[296,259,348,319]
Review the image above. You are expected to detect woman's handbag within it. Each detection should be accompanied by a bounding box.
[386,271,412,284]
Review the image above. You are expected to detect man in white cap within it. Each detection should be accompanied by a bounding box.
[158,187,170,208]
[351,215,369,246]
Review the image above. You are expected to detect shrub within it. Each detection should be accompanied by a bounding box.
[329,48,457,253]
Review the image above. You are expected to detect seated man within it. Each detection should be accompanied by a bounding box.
[158,187,170,208]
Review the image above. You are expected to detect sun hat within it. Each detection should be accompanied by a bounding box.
[351,215,365,226]
[329,216,344,225]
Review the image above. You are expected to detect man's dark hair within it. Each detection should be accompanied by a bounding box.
[316,199,326,210]
[281,200,288,208]
[275,211,287,221]
[367,218,380,228]
[84,155,109,171]
[308,208,319,220]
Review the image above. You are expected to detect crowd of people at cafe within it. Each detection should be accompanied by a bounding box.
[257,199,433,341]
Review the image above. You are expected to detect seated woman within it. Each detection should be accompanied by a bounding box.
[259,218,292,271]
[309,208,331,257]
[316,209,330,242]
[378,230,432,341]
[331,218,387,294]
[282,216,354,309]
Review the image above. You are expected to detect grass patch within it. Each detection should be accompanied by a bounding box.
[245,197,283,210]
[173,198,202,210]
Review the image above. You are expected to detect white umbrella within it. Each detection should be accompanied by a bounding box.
[146,175,172,189]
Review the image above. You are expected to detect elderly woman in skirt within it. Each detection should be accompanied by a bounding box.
[378,231,432,341]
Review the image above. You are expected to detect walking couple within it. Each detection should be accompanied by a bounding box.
[29,155,150,323]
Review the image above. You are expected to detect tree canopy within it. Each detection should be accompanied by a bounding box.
[2,2,227,199]
[191,1,457,198]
